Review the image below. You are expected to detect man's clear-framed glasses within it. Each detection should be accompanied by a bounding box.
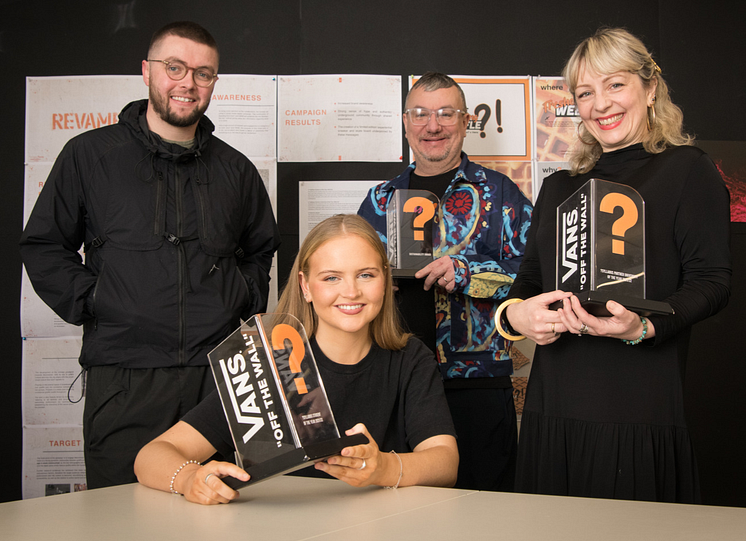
[147,59,218,88]
[404,107,467,126]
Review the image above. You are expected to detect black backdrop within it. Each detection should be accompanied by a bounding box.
[1,0,744,505]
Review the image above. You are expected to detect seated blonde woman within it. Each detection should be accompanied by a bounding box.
[134,214,458,504]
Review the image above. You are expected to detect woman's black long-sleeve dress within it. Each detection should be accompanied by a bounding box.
[511,144,731,502]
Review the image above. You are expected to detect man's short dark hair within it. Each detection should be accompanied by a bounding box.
[148,21,219,58]
[408,71,467,112]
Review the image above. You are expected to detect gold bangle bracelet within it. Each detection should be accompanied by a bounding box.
[495,298,526,341]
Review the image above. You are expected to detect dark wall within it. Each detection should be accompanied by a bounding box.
[1,0,744,505]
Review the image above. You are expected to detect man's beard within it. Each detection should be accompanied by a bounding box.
[417,132,453,162]
[149,86,208,128]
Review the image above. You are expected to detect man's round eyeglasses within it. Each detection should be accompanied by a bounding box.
[404,107,466,126]
[147,59,218,88]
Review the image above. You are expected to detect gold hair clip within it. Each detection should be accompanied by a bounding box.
[651,58,662,73]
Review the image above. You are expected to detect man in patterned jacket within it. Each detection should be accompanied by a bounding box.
[358,72,532,491]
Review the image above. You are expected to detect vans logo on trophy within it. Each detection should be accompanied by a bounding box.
[554,178,673,317]
[209,314,368,488]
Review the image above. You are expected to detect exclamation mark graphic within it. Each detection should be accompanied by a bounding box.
[496,99,503,133]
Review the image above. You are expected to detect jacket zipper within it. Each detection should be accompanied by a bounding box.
[176,163,186,366]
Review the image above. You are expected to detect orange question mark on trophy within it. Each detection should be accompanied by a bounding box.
[599,193,638,255]
[271,324,308,394]
[402,197,437,241]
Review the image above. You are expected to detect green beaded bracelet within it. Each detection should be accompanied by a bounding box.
[622,317,647,345]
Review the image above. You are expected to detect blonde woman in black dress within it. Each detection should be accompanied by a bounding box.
[500,28,731,503]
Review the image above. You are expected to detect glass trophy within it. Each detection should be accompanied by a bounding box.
[386,189,439,277]
[554,178,673,316]
[207,313,367,488]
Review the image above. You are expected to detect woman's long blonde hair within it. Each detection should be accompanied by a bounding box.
[274,214,410,350]
[562,27,693,175]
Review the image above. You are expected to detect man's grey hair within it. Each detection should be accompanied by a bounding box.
[407,71,467,112]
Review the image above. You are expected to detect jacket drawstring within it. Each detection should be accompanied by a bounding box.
[67,368,86,404]
[134,151,157,183]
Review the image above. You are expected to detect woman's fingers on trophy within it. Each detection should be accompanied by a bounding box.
[558,298,583,335]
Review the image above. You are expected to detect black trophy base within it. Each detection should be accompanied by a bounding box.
[223,433,369,490]
[549,290,674,317]
[392,267,423,278]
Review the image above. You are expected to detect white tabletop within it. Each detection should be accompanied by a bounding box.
[2,476,745,540]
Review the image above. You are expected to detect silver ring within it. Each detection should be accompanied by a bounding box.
[442,276,449,283]
[204,473,215,483]
[357,459,366,470]
[579,323,589,335]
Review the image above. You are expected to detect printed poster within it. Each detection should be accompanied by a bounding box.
[533,161,567,204]
[299,180,381,243]
[25,76,147,164]
[22,426,86,499]
[208,74,277,158]
[22,338,84,427]
[532,76,575,199]
[278,75,402,162]
[406,75,531,162]
[533,76,579,162]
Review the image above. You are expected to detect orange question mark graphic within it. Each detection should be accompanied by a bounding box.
[599,193,638,255]
[402,197,436,241]
[271,324,308,394]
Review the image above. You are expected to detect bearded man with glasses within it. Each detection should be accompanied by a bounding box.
[359,72,532,491]
[20,21,280,489]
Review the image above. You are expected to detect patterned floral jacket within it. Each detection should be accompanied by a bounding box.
[358,153,532,380]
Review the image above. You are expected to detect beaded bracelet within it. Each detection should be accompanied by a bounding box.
[170,459,200,495]
[495,298,526,341]
[385,450,403,490]
[621,317,648,345]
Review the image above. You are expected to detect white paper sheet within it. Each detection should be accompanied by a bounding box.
[25,76,146,163]
[22,426,87,499]
[207,74,277,158]
[533,161,569,203]
[22,338,84,427]
[532,76,580,162]
[299,180,382,243]
[278,75,402,162]
[250,158,279,311]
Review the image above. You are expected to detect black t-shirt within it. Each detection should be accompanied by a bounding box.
[408,167,458,199]
[182,336,455,459]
